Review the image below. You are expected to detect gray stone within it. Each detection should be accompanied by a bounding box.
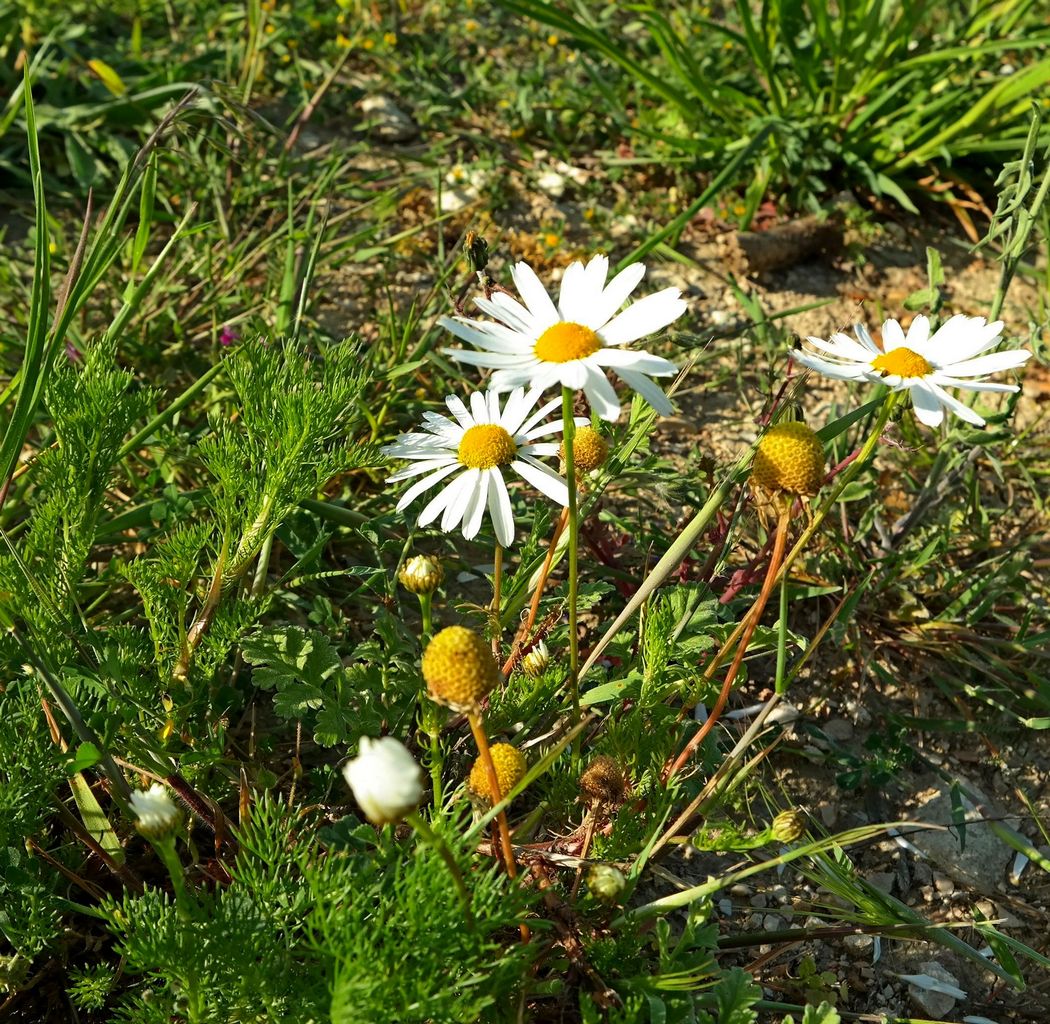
[934,873,955,895]
[762,914,785,932]
[907,961,963,1019]
[824,717,855,742]
[906,780,1017,894]
[358,95,418,141]
[843,933,874,958]
[748,893,768,909]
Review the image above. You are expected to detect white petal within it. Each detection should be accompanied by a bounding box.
[499,386,531,434]
[854,323,881,353]
[557,260,591,322]
[520,441,561,456]
[593,346,677,376]
[905,314,931,355]
[417,471,466,527]
[518,393,563,437]
[510,262,560,328]
[512,456,570,506]
[445,395,475,429]
[441,468,481,532]
[486,389,502,423]
[461,469,490,540]
[531,362,567,390]
[444,348,525,369]
[908,381,945,427]
[928,374,1019,394]
[469,391,490,423]
[583,253,610,296]
[588,262,646,330]
[487,469,514,547]
[558,360,589,390]
[581,364,622,421]
[474,293,536,334]
[881,318,907,352]
[491,366,541,391]
[438,316,526,353]
[395,462,462,511]
[792,350,871,380]
[388,457,457,483]
[937,349,1031,377]
[926,381,986,425]
[599,288,686,346]
[925,315,1004,364]
[524,420,569,441]
[805,332,873,362]
[614,367,674,416]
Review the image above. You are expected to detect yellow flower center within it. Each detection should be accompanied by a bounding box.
[457,424,517,469]
[750,421,825,497]
[534,321,601,363]
[871,346,931,378]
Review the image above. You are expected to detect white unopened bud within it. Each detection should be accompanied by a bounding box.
[521,640,550,679]
[398,554,443,595]
[342,736,424,826]
[130,784,182,840]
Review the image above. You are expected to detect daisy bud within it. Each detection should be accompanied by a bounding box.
[579,755,629,810]
[559,426,609,473]
[521,639,550,679]
[398,553,443,595]
[587,863,627,905]
[342,736,425,826]
[422,625,499,712]
[771,808,806,843]
[467,742,527,807]
[129,784,182,841]
[750,421,825,497]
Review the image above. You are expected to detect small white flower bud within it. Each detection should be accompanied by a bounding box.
[342,736,425,826]
[398,554,443,595]
[130,784,182,840]
[521,640,550,679]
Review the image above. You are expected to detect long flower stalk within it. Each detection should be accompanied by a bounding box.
[561,386,581,736]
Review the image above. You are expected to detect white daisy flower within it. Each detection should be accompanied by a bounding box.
[129,783,181,839]
[792,314,1031,427]
[439,254,687,421]
[381,386,585,547]
[342,736,424,826]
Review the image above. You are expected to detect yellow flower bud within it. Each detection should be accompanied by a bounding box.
[467,743,527,806]
[559,426,608,473]
[750,421,825,497]
[422,626,499,712]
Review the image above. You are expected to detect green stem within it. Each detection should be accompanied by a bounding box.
[773,568,789,695]
[491,541,503,660]
[773,391,899,589]
[153,835,195,922]
[419,592,434,641]
[561,387,580,737]
[428,729,443,809]
[405,811,475,929]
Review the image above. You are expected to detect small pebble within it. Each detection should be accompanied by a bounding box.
[824,717,854,742]
[843,933,874,958]
[934,874,955,895]
[749,894,768,909]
